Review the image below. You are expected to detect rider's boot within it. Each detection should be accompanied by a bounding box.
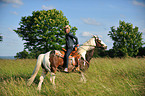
[64,68,68,73]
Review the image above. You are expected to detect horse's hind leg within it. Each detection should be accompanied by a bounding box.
[37,69,48,91]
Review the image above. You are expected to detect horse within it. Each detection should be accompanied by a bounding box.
[27,35,107,90]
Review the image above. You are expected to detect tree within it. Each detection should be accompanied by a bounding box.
[14,9,77,56]
[108,20,144,57]
[15,49,39,59]
[0,34,2,41]
[14,50,29,59]
[137,47,145,57]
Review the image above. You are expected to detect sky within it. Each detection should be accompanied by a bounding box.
[0,0,145,56]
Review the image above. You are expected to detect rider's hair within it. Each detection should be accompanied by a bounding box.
[64,25,70,32]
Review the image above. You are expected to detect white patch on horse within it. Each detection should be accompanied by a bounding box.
[55,50,62,56]
[42,51,51,72]
[99,38,107,47]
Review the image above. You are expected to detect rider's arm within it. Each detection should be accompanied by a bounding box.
[68,33,79,45]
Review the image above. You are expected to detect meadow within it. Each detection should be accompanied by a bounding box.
[0,58,144,96]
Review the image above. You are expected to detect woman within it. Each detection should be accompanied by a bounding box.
[63,25,79,72]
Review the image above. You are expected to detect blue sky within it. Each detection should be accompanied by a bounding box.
[0,0,145,56]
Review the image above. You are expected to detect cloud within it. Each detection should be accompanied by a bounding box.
[120,14,126,19]
[81,32,104,38]
[8,27,13,32]
[81,18,101,26]
[140,28,145,33]
[98,35,103,38]
[105,38,112,43]
[10,11,18,15]
[1,0,23,5]
[81,32,93,36]
[132,0,145,7]
[42,5,55,10]
[12,4,19,8]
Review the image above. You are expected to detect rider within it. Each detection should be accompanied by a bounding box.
[63,25,79,72]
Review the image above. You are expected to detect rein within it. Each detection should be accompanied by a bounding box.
[83,59,89,65]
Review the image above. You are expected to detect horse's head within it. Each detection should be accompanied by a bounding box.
[93,35,107,50]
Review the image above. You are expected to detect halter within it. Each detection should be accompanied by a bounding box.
[94,36,102,48]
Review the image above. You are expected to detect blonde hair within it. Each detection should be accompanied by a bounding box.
[64,25,70,32]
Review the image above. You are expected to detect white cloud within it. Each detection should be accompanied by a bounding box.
[133,0,145,7]
[81,32,93,36]
[42,5,55,10]
[81,32,104,38]
[108,4,115,8]
[140,28,145,33]
[120,14,126,19]
[8,27,13,32]
[12,4,19,8]
[1,0,23,5]
[105,38,112,43]
[98,35,103,38]
[81,18,101,26]
[10,11,18,15]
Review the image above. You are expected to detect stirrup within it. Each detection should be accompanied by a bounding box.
[76,67,80,71]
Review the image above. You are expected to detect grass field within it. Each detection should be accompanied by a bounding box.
[0,58,145,96]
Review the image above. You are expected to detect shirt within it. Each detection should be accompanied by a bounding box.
[65,32,78,49]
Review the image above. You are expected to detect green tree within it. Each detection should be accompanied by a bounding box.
[137,47,145,57]
[0,34,2,41]
[14,9,77,56]
[108,20,144,57]
[14,50,29,59]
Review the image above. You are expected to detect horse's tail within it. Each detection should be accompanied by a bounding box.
[27,54,45,86]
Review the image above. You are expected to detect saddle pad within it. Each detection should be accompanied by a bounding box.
[55,50,74,59]
[55,50,76,65]
[55,50,64,58]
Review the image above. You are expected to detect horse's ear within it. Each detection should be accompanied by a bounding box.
[93,35,98,39]
[93,35,96,38]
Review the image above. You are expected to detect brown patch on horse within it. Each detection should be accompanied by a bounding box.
[86,48,95,62]
[50,51,64,73]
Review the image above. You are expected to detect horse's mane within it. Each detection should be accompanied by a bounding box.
[83,37,96,46]
[78,36,96,55]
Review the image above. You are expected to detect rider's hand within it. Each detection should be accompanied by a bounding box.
[77,44,79,47]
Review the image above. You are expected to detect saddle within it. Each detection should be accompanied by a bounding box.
[55,47,81,66]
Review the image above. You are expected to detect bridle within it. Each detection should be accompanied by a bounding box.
[94,36,101,48]
[94,36,105,49]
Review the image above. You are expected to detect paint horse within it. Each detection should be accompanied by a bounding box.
[27,35,107,90]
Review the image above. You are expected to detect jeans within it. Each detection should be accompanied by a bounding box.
[64,47,73,68]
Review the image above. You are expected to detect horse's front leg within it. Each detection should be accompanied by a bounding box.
[80,71,86,83]
[81,52,86,66]
[50,72,56,88]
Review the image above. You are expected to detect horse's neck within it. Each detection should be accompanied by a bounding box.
[78,45,95,53]
[86,49,95,62]
[78,38,96,59]
[83,38,96,46]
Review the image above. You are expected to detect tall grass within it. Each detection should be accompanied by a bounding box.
[0,58,144,96]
